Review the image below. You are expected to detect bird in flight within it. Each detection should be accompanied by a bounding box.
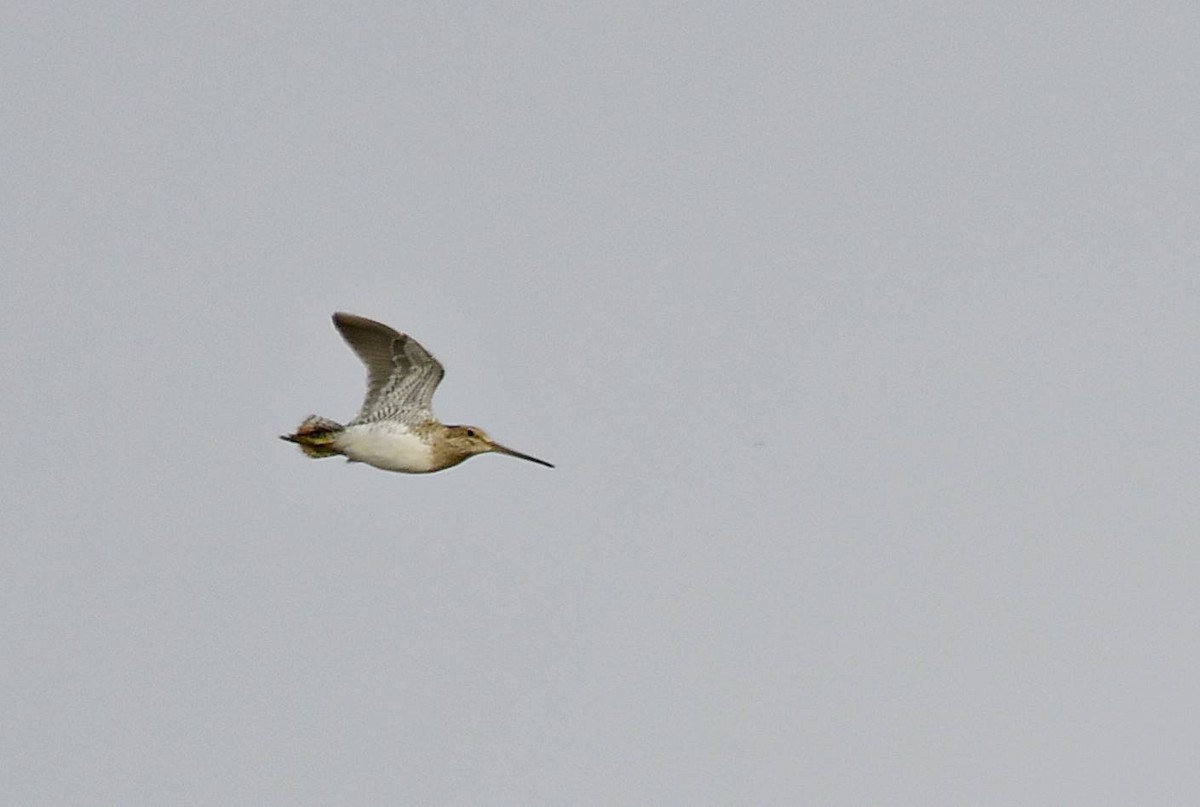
[282,313,553,473]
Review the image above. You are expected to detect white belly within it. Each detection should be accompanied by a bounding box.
[335,422,436,473]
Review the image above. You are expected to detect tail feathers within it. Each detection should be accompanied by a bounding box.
[281,415,345,459]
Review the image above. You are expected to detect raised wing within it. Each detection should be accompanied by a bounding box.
[332,312,445,426]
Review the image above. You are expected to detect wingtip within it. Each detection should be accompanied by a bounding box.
[331,311,365,336]
[332,312,396,336]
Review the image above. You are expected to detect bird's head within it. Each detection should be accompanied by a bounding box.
[439,425,554,469]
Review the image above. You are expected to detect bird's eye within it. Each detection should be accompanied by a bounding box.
[466,429,476,437]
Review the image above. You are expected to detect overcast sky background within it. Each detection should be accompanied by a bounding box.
[4,3,1199,804]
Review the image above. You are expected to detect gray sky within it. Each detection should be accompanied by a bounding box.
[5,2,1199,804]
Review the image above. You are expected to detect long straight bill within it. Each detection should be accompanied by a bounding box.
[490,442,554,468]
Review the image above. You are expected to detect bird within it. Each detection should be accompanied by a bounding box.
[281,312,553,473]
